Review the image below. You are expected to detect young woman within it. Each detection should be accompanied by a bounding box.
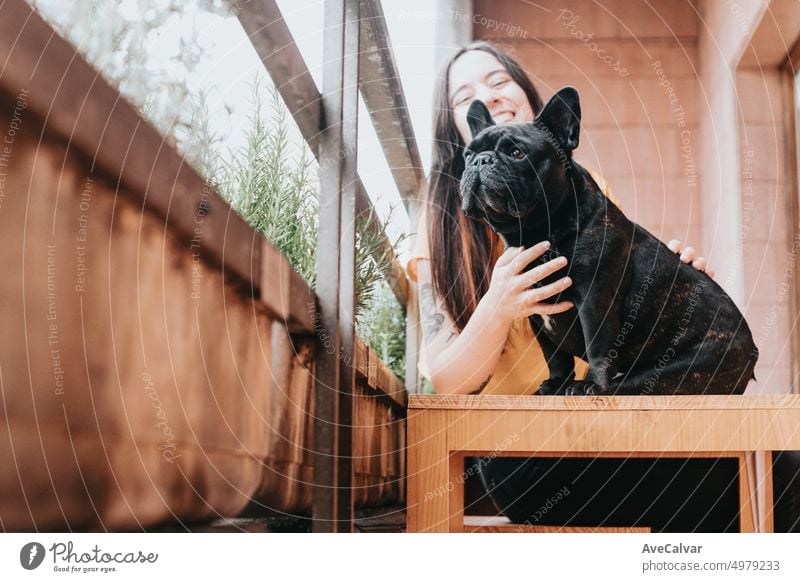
[406,40,799,532]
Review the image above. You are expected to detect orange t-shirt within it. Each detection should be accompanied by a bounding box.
[406,168,620,395]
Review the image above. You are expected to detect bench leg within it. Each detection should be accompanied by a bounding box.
[739,453,756,532]
[448,453,465,533]
[739,451,775,532]
[751,451,774,532]
[758,451,775,532]
[407,411,451,532]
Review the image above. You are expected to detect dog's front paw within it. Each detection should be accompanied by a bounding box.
[565,380,606,396]
[538,376,574,395]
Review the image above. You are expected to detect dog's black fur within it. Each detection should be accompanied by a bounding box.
[460,87,758,395]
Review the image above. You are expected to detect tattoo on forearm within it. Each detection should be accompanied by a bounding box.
[420,283,444,343]
[470,375,493,395]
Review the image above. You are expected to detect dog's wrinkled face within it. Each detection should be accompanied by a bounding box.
[460,87,582,234]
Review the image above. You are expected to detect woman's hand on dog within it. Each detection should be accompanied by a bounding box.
[667,239,715,278]
[485,241,574,322]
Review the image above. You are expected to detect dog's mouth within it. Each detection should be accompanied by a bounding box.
[461,169,537,226]
[483,214,528,234]
[479,193,535,229]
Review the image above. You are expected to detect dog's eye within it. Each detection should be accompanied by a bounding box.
[464,150,473,160]
[511,148,526,160]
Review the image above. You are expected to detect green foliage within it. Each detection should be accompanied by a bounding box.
[356,274,407,383]
[354,204,408,321]
[218,80,408,379]
[217,81,319,287]
[30,0,222,149]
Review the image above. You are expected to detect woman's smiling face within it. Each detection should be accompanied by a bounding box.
[448,50,535,145]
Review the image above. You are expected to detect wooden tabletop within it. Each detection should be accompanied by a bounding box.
[409,394,800,410]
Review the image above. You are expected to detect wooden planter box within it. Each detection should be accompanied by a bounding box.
[0,11,405,530]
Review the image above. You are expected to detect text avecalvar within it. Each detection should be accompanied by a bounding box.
[642,544,702,554]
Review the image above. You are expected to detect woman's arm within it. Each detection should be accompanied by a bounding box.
[417,243,573,394]
[417,259,509,394]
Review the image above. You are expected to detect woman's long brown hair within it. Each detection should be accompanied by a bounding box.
[427,41,544,331]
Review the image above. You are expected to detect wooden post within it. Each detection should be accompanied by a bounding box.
[313,0,360,533]
[406,408,451,532]
[404,204,421,395]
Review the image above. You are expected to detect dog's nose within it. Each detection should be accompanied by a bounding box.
[474,152,495,167]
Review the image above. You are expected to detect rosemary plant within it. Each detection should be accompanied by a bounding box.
[218,81,408,379]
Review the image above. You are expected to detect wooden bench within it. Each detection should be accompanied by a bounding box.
[407,394,800,533]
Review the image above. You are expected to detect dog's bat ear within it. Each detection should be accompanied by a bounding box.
[467,99,495,139]
[535,86,581,152]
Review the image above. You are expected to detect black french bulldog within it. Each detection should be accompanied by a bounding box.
[460,87,758,396]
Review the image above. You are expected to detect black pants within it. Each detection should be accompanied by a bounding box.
[475,452,800,532]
